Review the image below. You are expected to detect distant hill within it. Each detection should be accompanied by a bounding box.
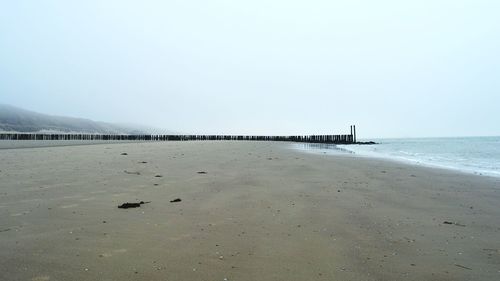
[0,104,169,134]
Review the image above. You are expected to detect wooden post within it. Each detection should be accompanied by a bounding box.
[353,125,356,143]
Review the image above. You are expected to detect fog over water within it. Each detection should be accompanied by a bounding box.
[1,1,499,138]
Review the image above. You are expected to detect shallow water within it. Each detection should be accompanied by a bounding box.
[293,136,500,177]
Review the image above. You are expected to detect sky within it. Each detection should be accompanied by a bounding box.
[1,0,499,138]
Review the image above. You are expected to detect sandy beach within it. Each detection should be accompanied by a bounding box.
[1,141,499,281]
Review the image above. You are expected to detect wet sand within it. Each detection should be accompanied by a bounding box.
[0,140,139,150]
[0,141,499,281]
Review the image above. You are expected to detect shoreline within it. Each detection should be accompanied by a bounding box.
[292,142,500,179]
[8,139,495,180]
[1,141,499,281]
[3,140,499,180]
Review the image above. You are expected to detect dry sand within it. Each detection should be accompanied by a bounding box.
[0,141,499,281]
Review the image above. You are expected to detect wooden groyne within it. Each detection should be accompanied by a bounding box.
[0,126,360,144]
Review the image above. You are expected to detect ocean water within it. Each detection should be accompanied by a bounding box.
[293,137,500,177]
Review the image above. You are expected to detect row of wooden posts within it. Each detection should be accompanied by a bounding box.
[0,126,358,144]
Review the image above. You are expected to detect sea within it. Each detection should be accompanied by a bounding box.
[293,136,500,177]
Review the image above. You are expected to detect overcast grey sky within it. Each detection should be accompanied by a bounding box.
[1,0,499,138]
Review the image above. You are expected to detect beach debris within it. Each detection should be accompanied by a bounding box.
[120,153,128,155]
[139,161,148,163]
[170,198,182,203]
[197,171,207,174]
[443,221,466,227]
[454,264,472,270]
[124,170,141,175]
[118,201,150,209]
[154,175,163,178]
[0,228,11,233]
